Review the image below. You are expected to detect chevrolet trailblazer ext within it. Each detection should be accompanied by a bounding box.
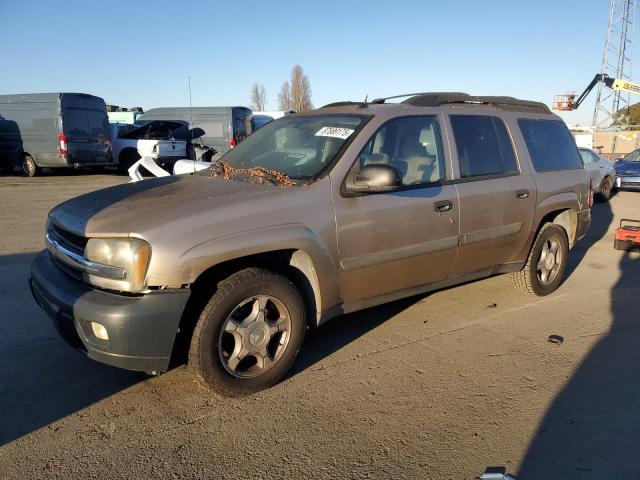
[30,93,591,396]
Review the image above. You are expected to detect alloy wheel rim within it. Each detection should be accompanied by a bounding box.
[537,237,563,286]
[218,295,291,378]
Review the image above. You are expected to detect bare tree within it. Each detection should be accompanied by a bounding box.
[250,82,266,111]
[289,65,312,112]
[278,81,292,111]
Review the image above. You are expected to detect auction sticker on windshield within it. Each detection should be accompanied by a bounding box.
[315,127,354,139]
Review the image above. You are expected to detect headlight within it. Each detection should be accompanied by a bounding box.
[84,238,151,292]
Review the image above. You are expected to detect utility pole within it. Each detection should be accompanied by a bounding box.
[593,0,636,128]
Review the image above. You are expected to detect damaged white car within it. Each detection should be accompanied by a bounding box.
[111,120,188,173]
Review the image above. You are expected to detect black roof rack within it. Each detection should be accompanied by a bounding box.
[321,101,366,108]
[371,92,551,114]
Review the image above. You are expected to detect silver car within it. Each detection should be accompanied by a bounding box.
[579,147,616,202]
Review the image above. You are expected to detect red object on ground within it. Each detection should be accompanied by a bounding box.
[614,219,640,252]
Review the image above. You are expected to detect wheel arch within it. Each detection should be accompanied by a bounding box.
[118,147,139,162]
[171,248,325,366]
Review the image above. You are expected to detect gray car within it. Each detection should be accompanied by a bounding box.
[30,93,592,396]
[578,147,616,202]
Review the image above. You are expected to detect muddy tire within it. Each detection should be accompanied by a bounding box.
[596,177,612,202]
[189,268,306,396]
[21,155,40,177]
[511,223,569,296]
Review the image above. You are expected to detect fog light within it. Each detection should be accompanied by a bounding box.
[91,322,109,340]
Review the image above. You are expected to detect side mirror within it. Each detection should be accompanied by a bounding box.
[349,164,402,193]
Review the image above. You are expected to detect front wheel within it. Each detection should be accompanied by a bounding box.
[189,268,306,396]
[511,223,569,296]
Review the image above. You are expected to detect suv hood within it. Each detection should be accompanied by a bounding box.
[49,174,295,239]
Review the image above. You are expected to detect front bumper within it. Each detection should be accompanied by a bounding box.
[29,250,190,373]
[575,208,591,243]
[616,175,640,188]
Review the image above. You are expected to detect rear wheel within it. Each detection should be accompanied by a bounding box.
[511,223,569,296]
[118,150,140,175]
[189,268,306,396]
[596,177,612,202]
[21,155,40,177]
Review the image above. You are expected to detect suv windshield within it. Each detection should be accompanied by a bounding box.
[219,114,366,179]
[623,150,640,162]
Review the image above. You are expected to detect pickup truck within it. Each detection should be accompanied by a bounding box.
[110,121,188,173]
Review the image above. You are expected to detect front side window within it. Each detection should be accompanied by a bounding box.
[358,116,446,186]
[220,114,366,179]
[518,119,583,172]
[451,115,518,178]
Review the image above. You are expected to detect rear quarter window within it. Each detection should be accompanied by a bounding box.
[518,119,583,172]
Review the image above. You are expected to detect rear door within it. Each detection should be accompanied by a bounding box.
[334,115,460,303]
[86,98,111,163]
[60,95,93,165]
[448,114,536,275]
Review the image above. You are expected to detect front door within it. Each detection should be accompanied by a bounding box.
[447,114,536,275]
[333,115,459,304]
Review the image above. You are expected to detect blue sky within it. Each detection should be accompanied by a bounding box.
[0,0,631,125]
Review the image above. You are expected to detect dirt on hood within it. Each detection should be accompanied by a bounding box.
[210,160,296,188]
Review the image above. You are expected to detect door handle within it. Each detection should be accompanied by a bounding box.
[516,189,529,199]
[434,200,453,212]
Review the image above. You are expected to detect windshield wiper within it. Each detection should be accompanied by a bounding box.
[209,160,295,187]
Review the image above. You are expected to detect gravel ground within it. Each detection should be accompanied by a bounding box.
[1,173,639,479]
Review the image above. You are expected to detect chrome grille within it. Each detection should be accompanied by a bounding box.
[49,224,87,256]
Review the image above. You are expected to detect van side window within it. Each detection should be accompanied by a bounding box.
[518,119,583,172]
[358,116,446,186]
[451,115,518,178]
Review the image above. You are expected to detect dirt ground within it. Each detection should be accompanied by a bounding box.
[0,173,639,480]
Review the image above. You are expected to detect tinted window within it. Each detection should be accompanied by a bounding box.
[493,118,518,172]
[63,108,89,138]
[518,119,583,171]
[358,116,446,186]
[87,110,109,139]
[451,116,519,177]
[233,116,248,142]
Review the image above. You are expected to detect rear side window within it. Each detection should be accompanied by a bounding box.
[451,115,518,178]
[518,119,583,171]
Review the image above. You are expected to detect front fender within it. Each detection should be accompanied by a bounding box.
[153,223,339,316]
